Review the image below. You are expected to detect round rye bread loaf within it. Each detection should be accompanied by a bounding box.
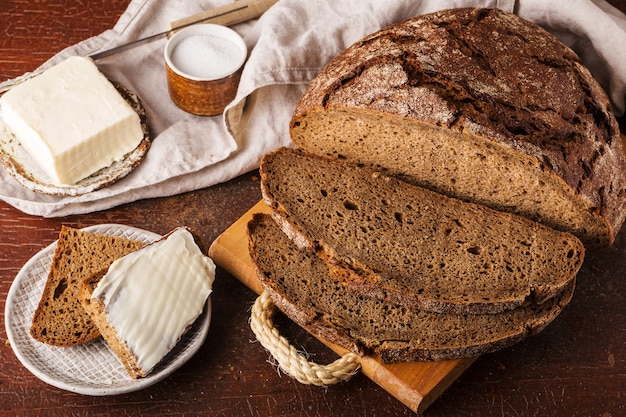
[290,7,626,248]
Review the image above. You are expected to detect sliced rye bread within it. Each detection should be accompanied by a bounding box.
[30,226,145,346]
[289,8,626,248]
[260,147,584,315]
[248,213,575,363]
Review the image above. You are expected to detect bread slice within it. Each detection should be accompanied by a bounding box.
[289,8,626,248]
[30,226,145,346]
[248,213,575,362]
[80,227,214,378]
[260,147,584,315]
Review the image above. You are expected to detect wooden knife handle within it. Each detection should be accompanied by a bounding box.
[168,0,278,31]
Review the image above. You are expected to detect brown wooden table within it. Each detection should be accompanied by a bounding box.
[1,1,625,416]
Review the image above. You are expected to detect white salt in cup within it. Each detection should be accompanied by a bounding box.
[164,24,247,116]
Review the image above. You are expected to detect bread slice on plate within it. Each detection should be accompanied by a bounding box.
[30,226,145,346]
[80,227,215,378]
[248,213,575,363]
[260,147,584,315]
[289,8,626,248]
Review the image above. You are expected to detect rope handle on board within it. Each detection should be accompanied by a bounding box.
[250,291,361,386]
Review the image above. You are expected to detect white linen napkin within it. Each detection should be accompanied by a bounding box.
[1,0,625,217]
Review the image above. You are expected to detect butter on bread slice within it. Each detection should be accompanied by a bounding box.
[80,227,215,378]
[30,226,145,347]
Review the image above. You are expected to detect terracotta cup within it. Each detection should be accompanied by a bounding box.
[164,24,247,116]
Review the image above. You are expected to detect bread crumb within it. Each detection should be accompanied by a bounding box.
[608,353,615,367]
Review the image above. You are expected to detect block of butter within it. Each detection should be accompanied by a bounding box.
[0,56,144,186]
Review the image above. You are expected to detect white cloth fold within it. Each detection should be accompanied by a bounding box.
[1,0,625,217]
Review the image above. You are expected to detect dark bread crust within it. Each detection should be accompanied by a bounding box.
[247,213,575,363]
[260,147,584,315]
[290,8,626,248]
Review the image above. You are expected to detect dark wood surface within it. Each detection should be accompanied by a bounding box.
[1,1,625,416]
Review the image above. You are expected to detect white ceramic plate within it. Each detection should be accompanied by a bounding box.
[4,224,212,396]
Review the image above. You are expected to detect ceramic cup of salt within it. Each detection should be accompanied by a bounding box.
[164,24,247,116]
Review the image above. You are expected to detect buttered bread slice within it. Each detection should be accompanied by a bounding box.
[260,147,584,315]
[81,227,215,378]
[0,56,144,185]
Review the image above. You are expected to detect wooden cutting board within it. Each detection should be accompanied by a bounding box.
[208,200,477,413]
